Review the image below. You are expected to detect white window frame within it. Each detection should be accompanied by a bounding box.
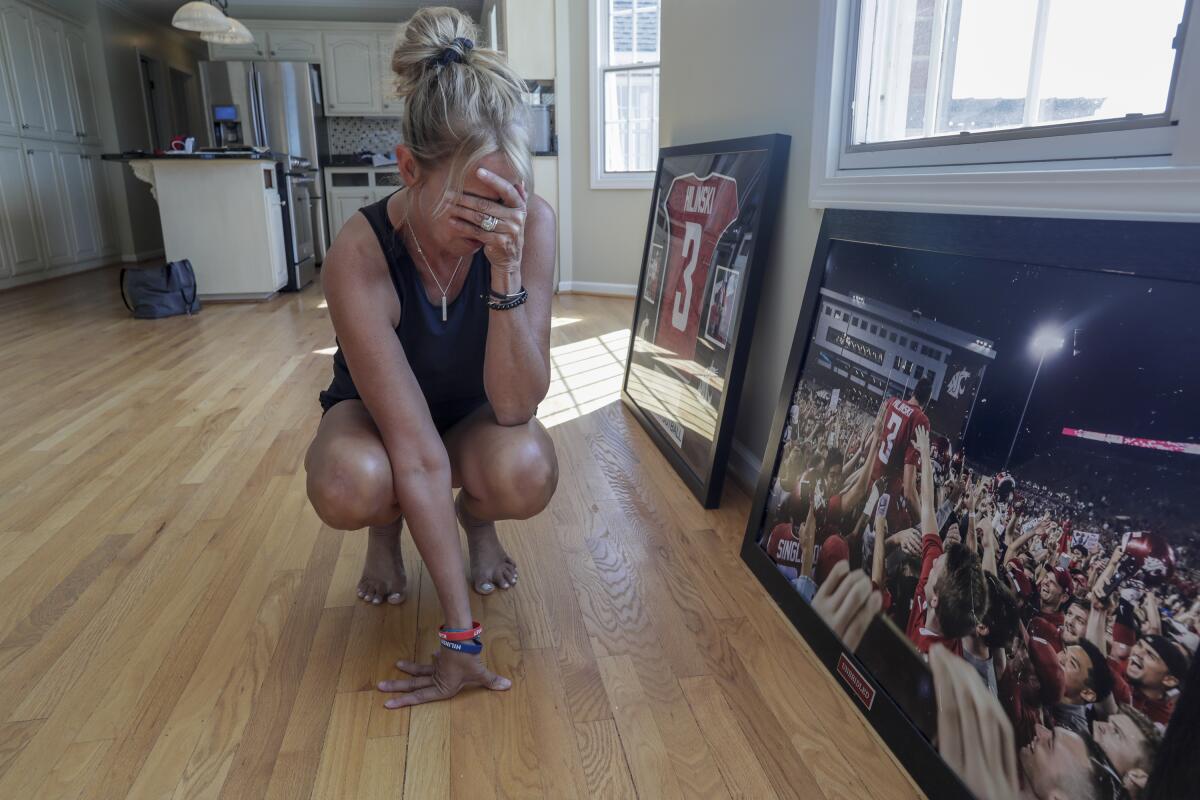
[810,0,1200,221]
[589,0,660,190]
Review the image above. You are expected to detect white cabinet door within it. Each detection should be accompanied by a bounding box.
[31,12,75,142]
[329,191,371,240]
[209,27,267,60]
[0,137,41,274]
[64,26,99,146]
[0,19,19,138]
[56,146,99,260]
[23,142,70,265]
[504,0,556,80]
[322,33,379,115]
[378,33,404,116]
[0,5,48,139]
[267,30,322,61]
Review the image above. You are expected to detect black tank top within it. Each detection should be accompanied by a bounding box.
[318,192,490,432]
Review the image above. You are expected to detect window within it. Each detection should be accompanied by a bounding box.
[810,0,1200,219]
[591,0,661,188]
[853,0,1186,149]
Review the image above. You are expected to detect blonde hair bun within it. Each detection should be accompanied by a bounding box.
[389,7,533,203]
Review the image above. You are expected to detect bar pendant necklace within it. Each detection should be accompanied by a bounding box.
[409,224,464,323]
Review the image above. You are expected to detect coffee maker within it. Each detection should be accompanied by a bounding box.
[211,104,243,147]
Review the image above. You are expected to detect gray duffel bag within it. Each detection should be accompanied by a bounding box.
[120,260,201,319]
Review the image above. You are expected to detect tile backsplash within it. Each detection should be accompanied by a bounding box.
[328,117,404,155]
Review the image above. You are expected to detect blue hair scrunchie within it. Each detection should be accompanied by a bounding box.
[433,37,475,67]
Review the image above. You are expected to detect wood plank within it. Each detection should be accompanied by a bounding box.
[310,691,374,800]
[680,676,777,800]
[356,735,407,800]
[262,607,354,800]
[573,719,637,800]
[595,655,684,800]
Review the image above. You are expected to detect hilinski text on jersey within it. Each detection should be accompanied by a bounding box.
[683,184,717,214]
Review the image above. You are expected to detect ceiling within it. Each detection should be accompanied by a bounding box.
[119,0,483,25]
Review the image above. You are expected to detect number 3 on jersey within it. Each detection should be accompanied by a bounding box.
[671,222,702,331]
[877,412,903,463]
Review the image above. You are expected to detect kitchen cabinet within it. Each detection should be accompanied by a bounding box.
[23,141,70,265]
[0,19,18,137]
[267,29,322,61]
[329,191,371,239]
[56,145,99,260]
[323,33,379,115]
[1,4,49,139]
[503,0,556,80]
[325,166,405,239]
[64,26,98,145]
[0,136,41,274]
[378,32,403,115]
[208,26,267,60]
[31,11,74,142]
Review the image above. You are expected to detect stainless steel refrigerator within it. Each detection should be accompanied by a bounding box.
[199,60,329,291]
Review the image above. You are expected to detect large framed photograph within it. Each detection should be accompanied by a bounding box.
[622,134,790,508]
[741,210,1200,798]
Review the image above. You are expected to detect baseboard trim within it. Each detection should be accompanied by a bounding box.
[0,257,120,293]
[558,281,637,298]
[121,248,166,263]
[727,437,764,494]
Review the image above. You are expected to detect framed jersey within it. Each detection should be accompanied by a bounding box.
[741,209,1200,800]
[622,134,790,508]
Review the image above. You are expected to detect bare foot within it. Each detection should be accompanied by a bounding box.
[357,520,408,605]
[456,494,518,595]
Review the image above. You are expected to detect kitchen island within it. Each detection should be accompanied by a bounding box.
[103,152,290,301]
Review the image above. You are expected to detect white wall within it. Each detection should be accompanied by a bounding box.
[658,0,825,475]
[565,0,652,293]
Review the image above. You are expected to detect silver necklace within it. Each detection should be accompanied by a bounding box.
[407,219,464,323]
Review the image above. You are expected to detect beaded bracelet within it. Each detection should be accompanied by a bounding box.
[483,287,528,311]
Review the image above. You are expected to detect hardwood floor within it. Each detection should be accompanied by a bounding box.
[0,267,922,799]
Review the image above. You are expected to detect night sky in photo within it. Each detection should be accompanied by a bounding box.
[823,241,1200,478]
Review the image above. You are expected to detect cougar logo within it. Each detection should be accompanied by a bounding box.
[946,368,971,399]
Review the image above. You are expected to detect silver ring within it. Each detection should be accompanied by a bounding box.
[480,214,499,232]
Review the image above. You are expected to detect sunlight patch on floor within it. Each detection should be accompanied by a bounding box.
[312,346,338,356]
[539,328,630,429]
[550,316,581,329]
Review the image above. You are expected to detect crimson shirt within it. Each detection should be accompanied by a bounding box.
[653,173,739,361]
[905,532,961,655]
[871,397,930,485]
[764,522,803,570]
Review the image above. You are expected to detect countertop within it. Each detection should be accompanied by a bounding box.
[102,150,286,162]
[323,154,397,168]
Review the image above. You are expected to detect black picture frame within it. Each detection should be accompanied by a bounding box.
[621,133,790,508]
[739,209,1200,799]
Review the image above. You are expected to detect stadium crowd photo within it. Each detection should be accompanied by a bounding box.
[758,375,1198,800]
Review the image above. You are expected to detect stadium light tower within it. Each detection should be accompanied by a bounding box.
[1004,328,1065,469]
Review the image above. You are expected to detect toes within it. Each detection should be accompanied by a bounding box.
[475,579,496,595]
[387,592,405,605]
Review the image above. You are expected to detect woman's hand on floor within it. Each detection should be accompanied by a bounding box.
[377,649,512,708]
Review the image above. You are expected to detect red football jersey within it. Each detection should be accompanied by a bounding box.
[654,173,739,361]
[764,522,804,570]
[871,397,931,483]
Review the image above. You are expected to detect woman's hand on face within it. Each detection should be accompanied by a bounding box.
[449,168,527,279]
[377,648,512,708]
